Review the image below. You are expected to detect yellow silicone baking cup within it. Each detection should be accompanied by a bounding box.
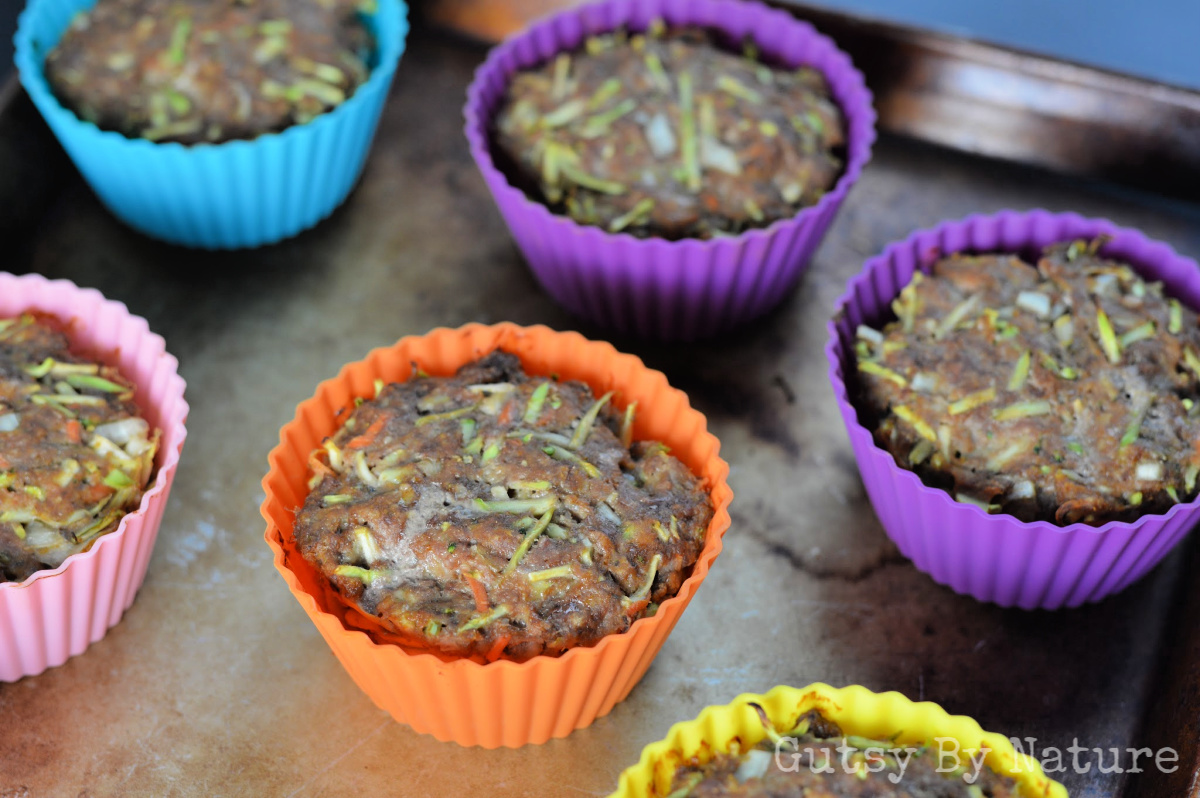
[610,683,1068,797]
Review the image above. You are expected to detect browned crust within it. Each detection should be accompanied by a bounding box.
[0,314,157,582]
[45,0,373,144]
[493,25,845,239]
[293,352,713,661]
[852,240,1200,526]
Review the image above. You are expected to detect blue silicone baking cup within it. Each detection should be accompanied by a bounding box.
[15,0,407,249]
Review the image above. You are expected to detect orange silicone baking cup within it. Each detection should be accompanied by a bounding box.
[261,323,733,747]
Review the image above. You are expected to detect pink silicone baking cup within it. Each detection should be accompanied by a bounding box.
[465,0,876,341]
[826,210,1200,609]
[0,274,189,680]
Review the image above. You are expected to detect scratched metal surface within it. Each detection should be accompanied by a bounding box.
[2,28,1200,798]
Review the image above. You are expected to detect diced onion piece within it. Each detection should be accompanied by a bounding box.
[1053,315,1075,346]
[0,413,17,432]
[911,372,937,393]
[24,521,74,566]
[598,502,621,527]
[1016,291,1052,318]
[1136,462,1163,481]
[855,325,884,345]
[1009,479,1036,500]
[644,112,677,158]
[93,417,150,446]
[735,749,772,783]
[1091,273,1117,295]
[55,458,81,487]
[699,137,742,175]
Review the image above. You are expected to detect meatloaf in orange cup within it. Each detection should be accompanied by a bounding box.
[261,323,732,747]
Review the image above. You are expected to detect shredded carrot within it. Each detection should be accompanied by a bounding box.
[82,483,110,503]
[307,449,334,478]
[623,597,649,618]
[497,399,516,426]
[345,415,387,450]
[486,634,511,662]
[464,574,490,613]
[65,420,82,444]
[0,455,10,469]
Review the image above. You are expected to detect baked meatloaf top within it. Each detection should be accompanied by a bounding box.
[44,0,373,144]
[853,239,1200,525]
[667,706,1019,797]
[492,23,846,239]
[0,314,159,583]
[294,352,713,662]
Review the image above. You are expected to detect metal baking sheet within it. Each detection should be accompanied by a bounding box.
[2,24,1200,798]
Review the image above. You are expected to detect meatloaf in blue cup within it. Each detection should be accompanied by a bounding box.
[15,0,407,249]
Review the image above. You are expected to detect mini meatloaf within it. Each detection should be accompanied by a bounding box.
[853,239,1200,525]
[492,23,846,239]
[44,0,374,144]
[294,352,713,661]
[667,707,1019,797]
[0,314,159,583]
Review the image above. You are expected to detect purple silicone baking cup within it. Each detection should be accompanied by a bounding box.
[826,210,1200,609]
[464,0,875,341]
